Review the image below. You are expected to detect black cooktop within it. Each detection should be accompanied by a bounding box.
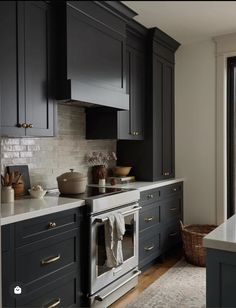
[59,186,125,199]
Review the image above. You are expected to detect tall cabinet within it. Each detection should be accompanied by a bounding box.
[117,28,180,181]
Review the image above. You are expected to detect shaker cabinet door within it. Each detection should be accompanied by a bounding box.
[118,36,145,140]
[153,55,175,180]
[24,1,54,137]
[0,1,26,136]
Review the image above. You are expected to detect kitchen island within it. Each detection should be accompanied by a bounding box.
[203,215,236,307]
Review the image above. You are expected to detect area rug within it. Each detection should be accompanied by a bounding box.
[126,259,206,308]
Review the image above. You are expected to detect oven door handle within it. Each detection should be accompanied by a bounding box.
[94,270,141,302]
[94,205,142,223]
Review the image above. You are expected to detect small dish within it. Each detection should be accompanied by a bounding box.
[28,189,47,199]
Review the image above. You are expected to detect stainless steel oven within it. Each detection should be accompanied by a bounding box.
[90,202,141,299]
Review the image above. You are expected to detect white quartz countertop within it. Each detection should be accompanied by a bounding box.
[99,178,184,192]
[1,196,85,226]
[203,214,236,253]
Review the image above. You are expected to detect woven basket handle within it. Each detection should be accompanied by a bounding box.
[180,220,184,230]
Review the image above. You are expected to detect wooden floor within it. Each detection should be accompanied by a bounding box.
[110,250,183,308]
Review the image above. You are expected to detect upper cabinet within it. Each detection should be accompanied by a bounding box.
[86,23,147,140]
[54,1,135,110]
[118,27,146,140]
[117,28,180,181]
[0,1,55,137]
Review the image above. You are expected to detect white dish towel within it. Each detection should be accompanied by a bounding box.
[105,213,126,268]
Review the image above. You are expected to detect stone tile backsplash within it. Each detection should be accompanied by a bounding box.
[1,104,116,188]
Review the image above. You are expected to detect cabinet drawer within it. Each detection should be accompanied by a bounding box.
[160,182,183,199]
[161,197,182,222]
[16,229,78,285]
[16,272,78,307]
[140,189,160,206]
[162,221,181,252]
[15,208,79,246]
[139,226,161,268]
[139,203,160,232]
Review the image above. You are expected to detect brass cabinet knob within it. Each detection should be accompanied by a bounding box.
[48,222,57,229]
[136,132,139,136]
[147,194,153,199]
[145,217,154,222]
[28,123,33,128]
[18,123,27,128]
[163,172,170,176]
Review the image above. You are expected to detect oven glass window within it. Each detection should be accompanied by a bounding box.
[96,213,135,277]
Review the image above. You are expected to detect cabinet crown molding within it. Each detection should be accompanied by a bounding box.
[149,27,181,52]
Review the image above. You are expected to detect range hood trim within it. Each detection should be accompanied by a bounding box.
[56,79,129,111]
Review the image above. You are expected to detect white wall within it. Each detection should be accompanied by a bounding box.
[175,40,216,224]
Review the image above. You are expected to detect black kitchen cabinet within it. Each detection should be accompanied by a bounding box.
[1,208,81,308]
[54,1,134,110]
[117,28,180,181]
[86,23,147,140]
[139,182,183,269]
[152,43,175,179]
[0,1,55,137]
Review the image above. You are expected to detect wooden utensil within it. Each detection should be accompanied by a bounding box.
[14,173,22,185]
[1,175,5,186]
[4,173,9,186]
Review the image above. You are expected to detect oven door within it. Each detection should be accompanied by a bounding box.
[90,203,140,295]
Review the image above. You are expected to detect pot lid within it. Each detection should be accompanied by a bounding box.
[57,169,87,182]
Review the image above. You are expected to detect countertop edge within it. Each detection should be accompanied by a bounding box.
[203,237,236,253]
[137,178,185,191]
[0,200,85,226]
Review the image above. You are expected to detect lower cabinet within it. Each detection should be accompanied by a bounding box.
[16,272,78,308]
[1,208,81,308]
[139,182,183,268]
[206,248,236,308]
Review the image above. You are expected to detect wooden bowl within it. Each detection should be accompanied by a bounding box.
[112,166,132,177]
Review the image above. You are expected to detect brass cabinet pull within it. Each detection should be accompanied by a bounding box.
[144,245,154,251]
[169,207,177,211]
[173,188,177,192]
[44,298,61,308]
[145,217,154,222]
[41,254,60,265]
[48,222,57,229]
[147,194,153,199]
[163,172,170,176]
[169,232,178,237]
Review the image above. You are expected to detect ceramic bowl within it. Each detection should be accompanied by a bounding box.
[112,166,132,177]
[28,189,47,199]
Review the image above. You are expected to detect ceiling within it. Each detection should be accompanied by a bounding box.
[123,1,236,44]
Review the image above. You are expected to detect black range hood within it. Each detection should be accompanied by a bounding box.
[54,1,136,110]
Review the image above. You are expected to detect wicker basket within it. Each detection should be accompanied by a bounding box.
[180,221,216,267]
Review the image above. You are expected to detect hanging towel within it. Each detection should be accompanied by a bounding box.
[104,213,126,268]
